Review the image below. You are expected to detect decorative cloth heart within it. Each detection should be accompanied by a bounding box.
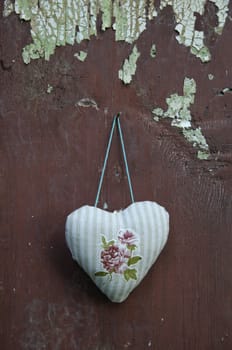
[65,201,169,303]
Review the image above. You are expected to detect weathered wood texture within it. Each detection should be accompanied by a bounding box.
[0,3,232,350]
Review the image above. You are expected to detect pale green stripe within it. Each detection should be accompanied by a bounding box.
[94,206,103,280]
[99,209,110,298]
[122,202,142,300]
[108,211,119,301]
[159,206,169,251]
[111,208,128,302]
[85,206,94,275]
[72,210,80,264]
[156,205,166,259]
[144,201,155,269]
[141,202,148,258]
[92,208,98,278]
[72,211,78,261]
[137,202,147,279]
[79,206,87,270]
[153,203,162,262]
[158,206,165,254]
[65,214,73,257]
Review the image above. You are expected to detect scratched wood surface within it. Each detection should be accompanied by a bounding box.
[1,3,232,350]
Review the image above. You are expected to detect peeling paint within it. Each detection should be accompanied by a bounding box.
[76,98,99,110]
[208,73,214,80]
[153,77,196,129]
[118,46,140,84]
[160,0,229,62]
[112,0,152,43]
[103,202,108,210]
[211,0,230,35]
[182,128,209,159]
[152,77,210,159]
[100,0,113,31]
[74,51,87,62]
[218,87,232,95]
[46,84,53,94]
[3,0,156,64]
[150,44,157,58]
[4,0,228,64]
[3,0,13,17]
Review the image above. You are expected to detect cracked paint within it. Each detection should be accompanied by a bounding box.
[153,77,196,129]
[118,46,140,85]
[3,1,229,64]
[219,87,232,95]
[160,0,229,62]
[3,0,13,17]
[152,77,210,159]
[3,0,156,64]
[210,0,230,35]
[46,84,53,94]
[208,73,214,80]
[150,44,157,58]
[112,0,149,43]
[74,51,87,62]
[183,129,209,160]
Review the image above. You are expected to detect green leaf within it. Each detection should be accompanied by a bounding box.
[128,269,137,280]
[101,236,107,245]
[124,269,130,281]
[95,271,108,277]
[124,268,137,281]
[127,244,137,251]
[128,256,142,266]
[101,236,108,249]
[101,236,114,249]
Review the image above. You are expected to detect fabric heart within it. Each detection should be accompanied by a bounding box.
[65,201,169,303]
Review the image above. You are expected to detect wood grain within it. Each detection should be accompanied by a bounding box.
[0,3,232,350]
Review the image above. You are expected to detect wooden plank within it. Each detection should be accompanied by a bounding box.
[0,2,231,350]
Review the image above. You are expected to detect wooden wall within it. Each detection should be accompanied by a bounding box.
[1,2,232,349]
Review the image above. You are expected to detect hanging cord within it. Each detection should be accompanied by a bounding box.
[94,116,117,207]
[116,116,135,204]
[94,114,135,207]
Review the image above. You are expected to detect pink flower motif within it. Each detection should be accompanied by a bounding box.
[101,244,131,274]
[118,230,138,246]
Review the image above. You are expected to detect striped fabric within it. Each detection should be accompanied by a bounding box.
[65,201,169,303]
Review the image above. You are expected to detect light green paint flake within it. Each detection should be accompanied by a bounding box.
[182,128,209,157]
[5,0,156,64]
[113,0,146,43]
[3,0,229,64]
[152,77,196,128]
[211,0,230,35]
[150,44,157,58]
[46,84,53,94]
[3,0,13,17]
[152,107,163,121]
[118,46,140,85]
[74,51,87,62]
[190,31,211,62]
[152,77,210,160]
[208,73,214,80]
[100,0,113,30]
[148,1,158,20]
[197,150,210,160]
[160,0,229,62]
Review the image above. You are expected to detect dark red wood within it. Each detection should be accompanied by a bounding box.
[0,3,232,350]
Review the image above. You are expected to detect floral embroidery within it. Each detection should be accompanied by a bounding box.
[118,229,138,248]
[95,229,142,281]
